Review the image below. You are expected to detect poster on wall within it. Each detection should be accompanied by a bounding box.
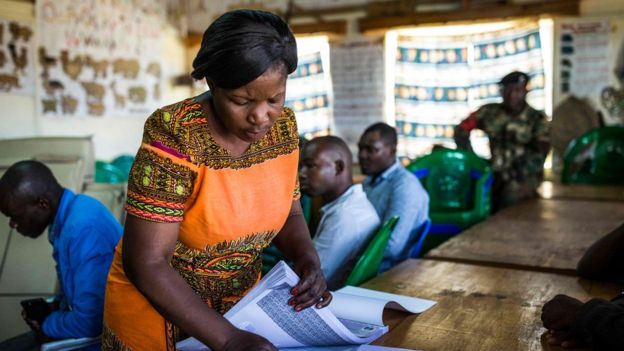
[0,19,35,95]
[285,51,332,139]
[36,0,164,118]
[555,19,610,102]
[393,22,546,160]
[331,37,385,149]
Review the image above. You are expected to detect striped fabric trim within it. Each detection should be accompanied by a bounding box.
[125,191,185,223]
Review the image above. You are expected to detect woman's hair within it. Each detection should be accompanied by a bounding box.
[191,9,297,89]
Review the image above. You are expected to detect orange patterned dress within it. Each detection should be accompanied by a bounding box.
[102,93,300,350]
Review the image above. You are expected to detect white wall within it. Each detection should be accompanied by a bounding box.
[0,0,190,161]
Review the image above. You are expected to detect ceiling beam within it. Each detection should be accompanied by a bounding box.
[359,0,580,32]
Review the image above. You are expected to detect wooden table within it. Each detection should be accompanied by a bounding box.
[367,259,623,351]
[538,181,624,202]
[426,198,624,274]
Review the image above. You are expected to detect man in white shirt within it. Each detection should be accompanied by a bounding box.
[299,136,380,290]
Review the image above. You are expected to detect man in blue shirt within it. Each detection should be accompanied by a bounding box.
[299,136,380,290]
[358,123,429,272]
[0,160,122,350]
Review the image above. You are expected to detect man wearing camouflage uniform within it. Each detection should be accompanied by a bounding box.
[454,71,550,212]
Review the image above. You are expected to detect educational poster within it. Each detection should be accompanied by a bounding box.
[555,19,610,100]
[394,34,472,159]
[393,23,546,160]
[36,0,164,117]
[0,19,35,95]
[330,37,385,149]
[286,49,332,139]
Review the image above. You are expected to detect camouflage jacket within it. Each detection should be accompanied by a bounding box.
[454,103,550,187]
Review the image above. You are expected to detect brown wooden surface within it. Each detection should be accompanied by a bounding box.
[365,259,623,351]
[426,198,624,274]
[538,181,624,202]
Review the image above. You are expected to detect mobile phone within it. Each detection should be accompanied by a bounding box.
[20,298,52,324]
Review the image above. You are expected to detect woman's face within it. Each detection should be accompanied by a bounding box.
[210,65,287,143]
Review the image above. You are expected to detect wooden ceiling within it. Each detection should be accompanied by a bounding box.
[186,0,579,46]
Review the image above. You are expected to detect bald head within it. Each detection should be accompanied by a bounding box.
[0,160,63,238]
[307,136,353,170]
[299,136,354,202]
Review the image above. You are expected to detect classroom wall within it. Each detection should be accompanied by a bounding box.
[0,0,190,161]
[1,0,623,161]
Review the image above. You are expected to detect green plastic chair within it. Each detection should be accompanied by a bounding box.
[111,154,135,181]
[562,126,624,185]
[95,161,126,184]
[407,149,492,235]
[344,216,399,286]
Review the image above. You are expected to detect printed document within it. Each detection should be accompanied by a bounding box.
[177,261,435,350]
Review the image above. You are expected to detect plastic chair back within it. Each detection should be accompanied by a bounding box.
[562,126,624,185]
[408,219,432,258]
[111,154,135,181]
[95,161,126,184]
[344,216,399,286]
[408,149,490,213]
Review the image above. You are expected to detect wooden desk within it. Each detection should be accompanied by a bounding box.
[426,198,624,274]
[366,259,622,351]
[538,181,624,202]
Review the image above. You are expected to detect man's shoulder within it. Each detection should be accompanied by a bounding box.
[389,166,422,187]
[63,194,121,233]
[326,186,379,222]
[525,104,547,120]
[476,103,504,116]
[387,167,429,200]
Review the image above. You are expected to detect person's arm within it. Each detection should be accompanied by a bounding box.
[122,216,276,351]
[454,111,479,151]
[272,200,332,310]
[41,227,115,338]
[577,223,624,281]
[382,177,429,264]
[542,294,624,349]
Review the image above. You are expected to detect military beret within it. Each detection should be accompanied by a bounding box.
[499,71,529,86]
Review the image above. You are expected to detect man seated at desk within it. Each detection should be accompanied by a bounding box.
[0,161,122,350]
[358,122,429,272]
[299,136,380,290]
[454,71,550,212]
[541,223,624,349]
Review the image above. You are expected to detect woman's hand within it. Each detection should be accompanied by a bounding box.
[220,329,277,351]
[289,256,332,311]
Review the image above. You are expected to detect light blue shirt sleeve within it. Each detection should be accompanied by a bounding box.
[382,175,429,263]
[42,226,114,338]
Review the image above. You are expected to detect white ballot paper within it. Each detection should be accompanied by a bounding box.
[177,261,435,350]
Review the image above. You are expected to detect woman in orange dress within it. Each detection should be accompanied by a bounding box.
[102,10,331,351]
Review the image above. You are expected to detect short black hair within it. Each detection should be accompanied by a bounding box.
[499,71,529,86]
[191,9,298,89]
[0,160,61,206]
[363,122,398,147]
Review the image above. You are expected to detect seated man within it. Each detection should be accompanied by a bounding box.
[0,161,122,350]
[541,223,624,349]
[357,123,429,272]
[299,136,380,290]
[454,71,550,212]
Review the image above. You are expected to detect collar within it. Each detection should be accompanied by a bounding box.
[48,188,74,245]
[319,184,360,215]
[369,159,401,186]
